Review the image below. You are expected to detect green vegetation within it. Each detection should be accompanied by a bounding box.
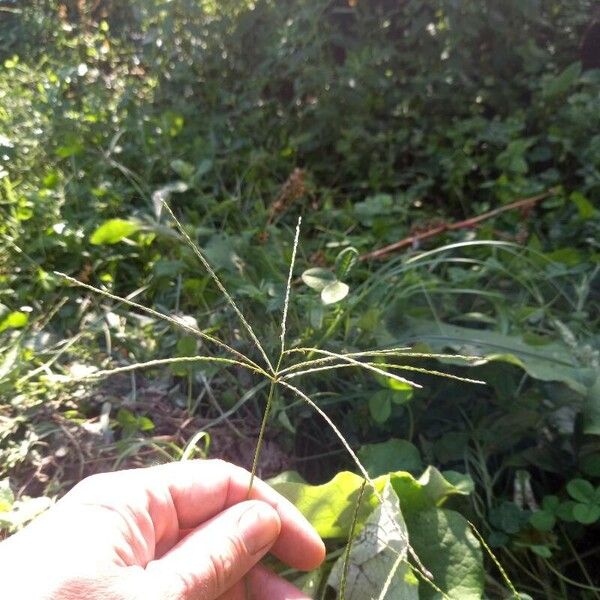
[1,0,599,597]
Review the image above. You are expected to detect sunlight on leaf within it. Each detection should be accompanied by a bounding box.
[90,219,140,245]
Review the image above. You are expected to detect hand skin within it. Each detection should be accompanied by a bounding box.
[0,459,325,599]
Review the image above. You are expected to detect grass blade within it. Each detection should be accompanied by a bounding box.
[55,272,266,376]
[160,201,274,373]
[280,217,301,359]
[282,362,485,385]
[61,355,263,381]
[340,478,367,600]
[281,348,422,389]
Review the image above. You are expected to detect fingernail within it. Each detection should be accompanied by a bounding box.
[238,502,280,555]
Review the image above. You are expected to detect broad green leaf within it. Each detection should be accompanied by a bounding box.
[273,466,475,552]
[406,508,484,600]
[90,219,140,245]
[335,246,359,280]
[573,503,600,525]
[358,439,423,477]
[0,311,28,333]
[327,482,417,600]
[442,470,475,494]
[321,280,349,305]
[393,318,595,396]
[369,389,392,423]
[271,471,380,539]
[301,267,336,292]
[391,467,473,515]
[567,479,595,503]
[418,467,474,506]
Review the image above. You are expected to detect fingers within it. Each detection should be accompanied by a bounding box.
[217,565,315,600]
[63,460,325,572]
[247,565,315,600]
[146,500,280,600]
[147,460,325,571]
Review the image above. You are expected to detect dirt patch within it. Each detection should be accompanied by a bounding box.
[8,373,295,500]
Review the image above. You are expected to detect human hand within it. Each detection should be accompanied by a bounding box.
[0,459,325,599]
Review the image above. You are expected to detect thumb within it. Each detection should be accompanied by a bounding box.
[146,500,281,600]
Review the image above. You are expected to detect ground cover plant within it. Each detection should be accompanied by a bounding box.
[1,0,599,597]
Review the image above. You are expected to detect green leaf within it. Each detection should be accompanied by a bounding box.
[390,467,473,515]
[194,158,213,179]
[327,482,417,600]
[567,479,595,504]
[354,193,396,226]
[271,471,379,539]
[570,192,597,220]
[170,159,195,179]
[489,502,528,534]
[90,219,140,245]
[394,318,595,397]
[273,467,473,543]
[573,503,600,525]
[406,508,484,599]
[321,280,349,305]
[556,501,576,522]
[529,545,552,559]
[442,471,475,495]
[301,268,336,292]
[529,510,556,532]
[0,311,29,333]
[176,335,198,356]
[335,246,359,280]
[542,495,560,512]
[0,479,14,512]
[137,416,155,432]
[543,61,581,98]
[358,439,423,477]
[369,389,392,423]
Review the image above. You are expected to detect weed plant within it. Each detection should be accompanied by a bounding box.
[55,203,502,598]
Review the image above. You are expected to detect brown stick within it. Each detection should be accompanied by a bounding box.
[359,188,558,261]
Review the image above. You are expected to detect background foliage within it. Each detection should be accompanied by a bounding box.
[1,0,599,597]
